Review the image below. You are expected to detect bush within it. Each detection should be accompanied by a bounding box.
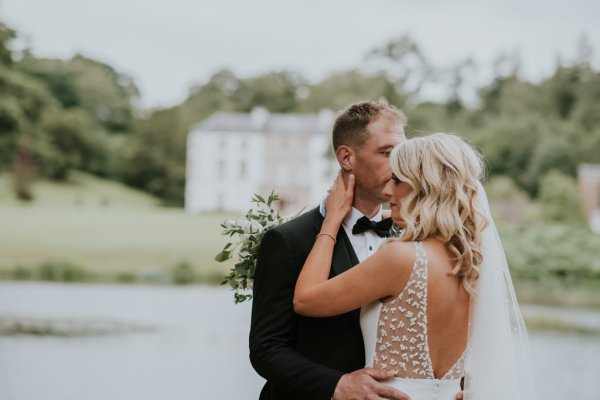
[500,223,600,282]
[36,260,90,282]
[12,265,33,280]
[538,170,586,224]
[115,272,136,283]
[171,261,196,285]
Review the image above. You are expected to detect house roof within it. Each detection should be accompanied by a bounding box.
[191,108,335,135]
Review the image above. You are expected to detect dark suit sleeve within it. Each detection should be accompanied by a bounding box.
[249,228,344,399]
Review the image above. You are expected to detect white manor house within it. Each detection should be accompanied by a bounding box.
[185,107,338,214]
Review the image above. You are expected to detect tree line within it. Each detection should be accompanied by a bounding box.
[2,20,599,301]
[1,20,599,207]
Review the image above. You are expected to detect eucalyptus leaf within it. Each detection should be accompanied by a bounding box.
[235,264,248,276]
[216,190,286,303]
[215,250,231,262]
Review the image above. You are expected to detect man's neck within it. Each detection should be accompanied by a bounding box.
[352,196,382,219]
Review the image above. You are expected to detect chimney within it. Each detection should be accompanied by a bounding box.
[250,107,270,130]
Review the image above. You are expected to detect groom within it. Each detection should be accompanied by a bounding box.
[250,99,408,400]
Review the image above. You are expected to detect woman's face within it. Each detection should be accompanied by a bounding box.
[383,175,412,227]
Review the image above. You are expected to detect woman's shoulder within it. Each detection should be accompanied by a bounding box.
[381,238,416,251]
[375,240,421,298]
[420,238,452,264]
[378,239,419,270]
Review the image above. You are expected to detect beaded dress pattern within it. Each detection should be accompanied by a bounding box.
[372,241,465,380]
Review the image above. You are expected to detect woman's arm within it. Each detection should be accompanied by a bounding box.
[293,173,414,317]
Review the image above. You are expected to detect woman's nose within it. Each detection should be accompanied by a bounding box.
[382,180,393,198]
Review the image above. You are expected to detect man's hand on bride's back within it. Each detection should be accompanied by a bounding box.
[332,368,410,400]
[326,172,355,223]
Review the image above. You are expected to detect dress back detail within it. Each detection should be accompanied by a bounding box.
[372,241,465,380]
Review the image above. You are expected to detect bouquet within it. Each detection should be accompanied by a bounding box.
[216,191,287,303]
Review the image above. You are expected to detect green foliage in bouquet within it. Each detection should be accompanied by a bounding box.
[216,191,286,303]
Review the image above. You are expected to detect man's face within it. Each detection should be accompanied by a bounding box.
[352,117,405,204]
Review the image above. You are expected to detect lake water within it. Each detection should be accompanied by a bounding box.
[1,282,599,400]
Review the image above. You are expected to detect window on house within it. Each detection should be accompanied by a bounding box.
[218,159,226,179]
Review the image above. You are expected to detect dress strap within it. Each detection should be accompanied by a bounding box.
[413,241,427,266]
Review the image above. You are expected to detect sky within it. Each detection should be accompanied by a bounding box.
[1,0,599,109]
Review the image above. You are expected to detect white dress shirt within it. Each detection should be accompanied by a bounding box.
[319,201,386,262]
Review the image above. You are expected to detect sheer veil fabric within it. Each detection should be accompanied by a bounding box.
[464,183,538,400]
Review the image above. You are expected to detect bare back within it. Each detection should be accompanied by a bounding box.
[368,240,469,380]
[422,239,470,379]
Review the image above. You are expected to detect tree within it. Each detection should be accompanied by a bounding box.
[299,70,404,112]
[234,71,301,112]
[17,54,139,132]
[538,170,585,224]
[0,21,16,65]
[522,128,579,194]
[179,69,240,127]
[474,116,541,194]
[540,65,586,120]
[476,75,541,117]
[36,108,103,180]
[569,71,600,132]
[444,58,476,115]
[119,107,186,205]
[67,54,139,132]
[364,35,433,104]
[0,66,57,170]
[17,56,80,108]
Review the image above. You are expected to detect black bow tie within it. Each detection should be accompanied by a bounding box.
[352,216,393,237]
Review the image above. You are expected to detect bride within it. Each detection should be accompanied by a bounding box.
[293,133,537,400]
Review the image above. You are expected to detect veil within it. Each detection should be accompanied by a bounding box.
[464,182,538,400]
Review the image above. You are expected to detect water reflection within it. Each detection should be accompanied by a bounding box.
[0,283,598,400]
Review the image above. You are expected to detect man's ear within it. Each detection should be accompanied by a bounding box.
[335,145,354,172]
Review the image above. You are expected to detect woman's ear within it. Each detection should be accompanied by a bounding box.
[335,145,354,172]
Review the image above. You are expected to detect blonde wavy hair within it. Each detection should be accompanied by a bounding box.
[388,133,488,296]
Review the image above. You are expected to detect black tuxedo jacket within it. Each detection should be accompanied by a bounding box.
[249,207,364,400]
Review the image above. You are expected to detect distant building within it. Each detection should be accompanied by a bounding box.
[578,164,600,234]
[186,107,337,214]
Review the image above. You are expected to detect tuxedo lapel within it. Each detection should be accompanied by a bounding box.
[311,208,358,277]
[311,208,362,322]
[332,229,359,276]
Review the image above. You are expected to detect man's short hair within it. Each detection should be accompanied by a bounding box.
[332,99,406,150]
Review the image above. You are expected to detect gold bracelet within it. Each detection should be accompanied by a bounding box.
[316,232,336,243]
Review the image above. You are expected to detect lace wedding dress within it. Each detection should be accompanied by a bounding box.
[361,184,538,400]
[361,242,464,400]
